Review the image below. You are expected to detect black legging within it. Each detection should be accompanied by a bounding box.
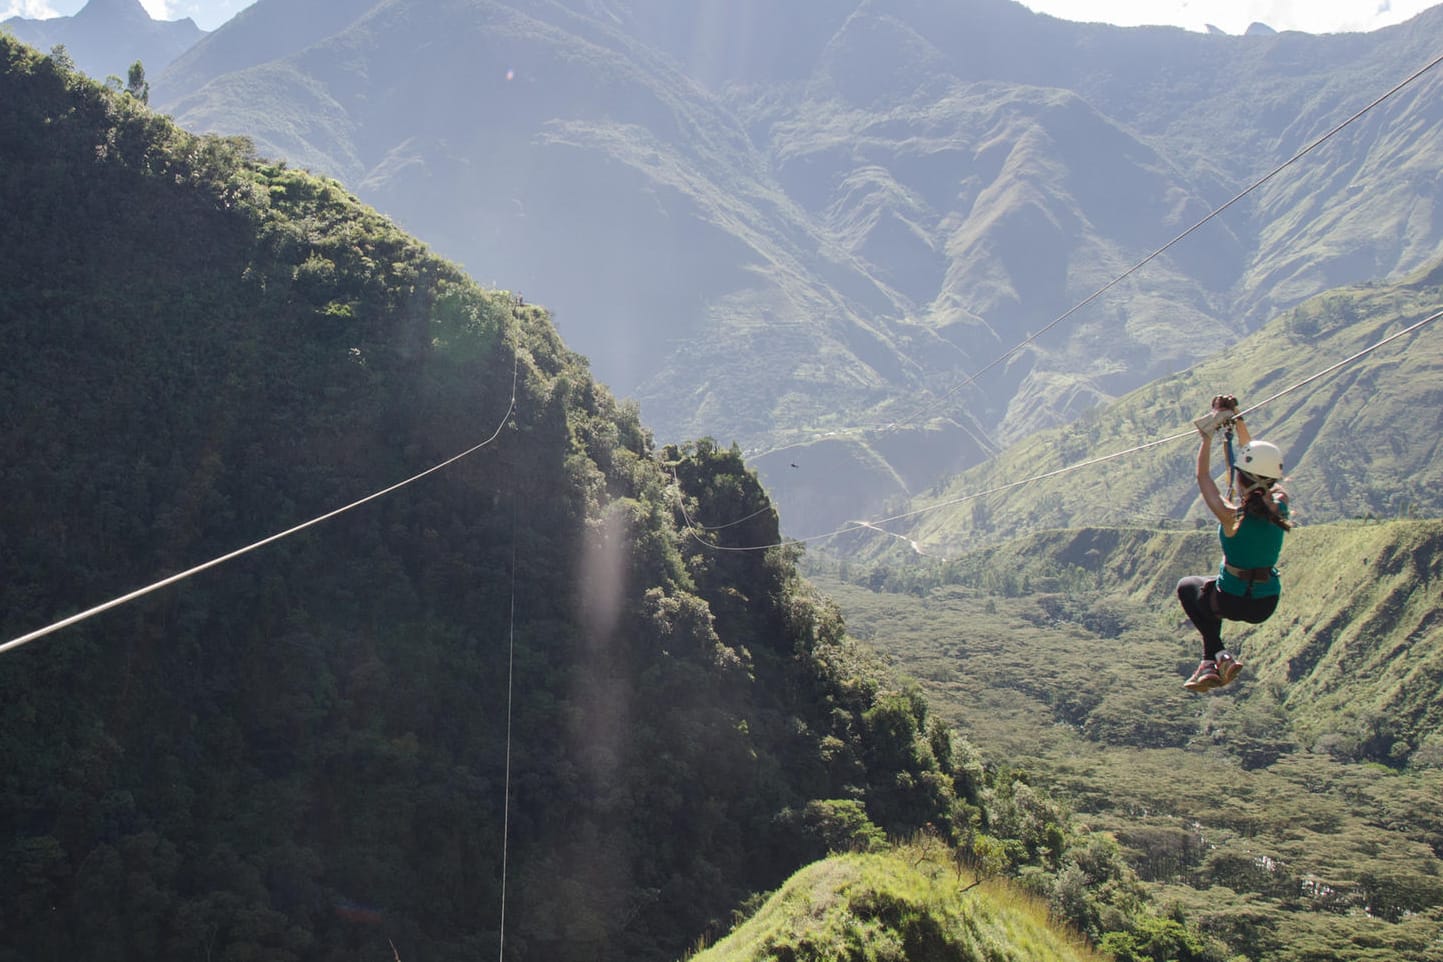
[1176,575,1279,660]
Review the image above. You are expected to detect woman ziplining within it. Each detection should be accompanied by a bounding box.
[1177,394,1293,693]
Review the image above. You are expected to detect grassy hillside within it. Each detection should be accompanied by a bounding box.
[897,274,1443,556]
[838,519,1443,759]
[816,517,1443,960]
[691,844,1107,962]
[1243,520,1443,754]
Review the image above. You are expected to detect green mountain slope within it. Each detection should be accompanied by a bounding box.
[143,0,1443,537]
[0,38,975,962]
[818,516,1443,960]
[1207,519,1443,756]
[895,520,1443,757]
[692,844,1106,962]
[898,271,1443,556]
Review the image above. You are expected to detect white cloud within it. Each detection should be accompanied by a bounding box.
[1,0,175,19]
[1019,0,1443,34]
[1,0,62,18]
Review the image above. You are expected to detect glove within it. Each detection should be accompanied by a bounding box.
[1193,395,1239,435]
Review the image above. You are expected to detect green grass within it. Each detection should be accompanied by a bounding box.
[689,842,1106,962]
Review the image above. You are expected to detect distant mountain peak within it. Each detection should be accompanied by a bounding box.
[74,0,155,24]
[3,0,204,80]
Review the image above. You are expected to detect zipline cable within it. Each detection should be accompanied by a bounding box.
[881,47,1443,435]
[680,307,1443,553]
[0,351,521,657]
[690,503,778,532]
[1237,309,1443,418]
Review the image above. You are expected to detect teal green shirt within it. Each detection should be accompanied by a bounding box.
[1216,503,1288,598]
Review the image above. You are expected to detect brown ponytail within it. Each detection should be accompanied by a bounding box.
[1238,485,1293,530]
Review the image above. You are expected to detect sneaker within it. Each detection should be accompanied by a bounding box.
[1184,660,1221,692]
[1215,651,1244,687]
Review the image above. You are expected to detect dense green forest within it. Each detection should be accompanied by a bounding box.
[0,36,997,961]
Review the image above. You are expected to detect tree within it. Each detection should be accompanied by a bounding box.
[126,60,148,104]
[789,799,887,854]
[1098,915,1214,962]
[48,44,75,73]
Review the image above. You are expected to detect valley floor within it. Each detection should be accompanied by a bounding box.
[812,519,1443,961]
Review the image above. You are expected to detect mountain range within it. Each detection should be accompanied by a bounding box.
[129,0,1443,535]
[2,0,204,81]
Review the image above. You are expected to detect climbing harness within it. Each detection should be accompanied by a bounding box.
[1224,563,1275,585]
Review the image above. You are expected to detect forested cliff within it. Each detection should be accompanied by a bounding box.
[0,37,974,961]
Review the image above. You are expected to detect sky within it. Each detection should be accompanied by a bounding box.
[2,0,1442,34]
[1020,0,1443,34]
[2,0,252,30]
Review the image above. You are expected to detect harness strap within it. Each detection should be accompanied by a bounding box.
[1224,562,1274,598]
[1224,563,1274,582]
[1223,424,1236,501]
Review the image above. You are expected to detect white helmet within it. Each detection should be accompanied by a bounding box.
[1237,440,1284,481]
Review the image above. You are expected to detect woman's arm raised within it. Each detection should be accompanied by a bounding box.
[1197,431,1239,535]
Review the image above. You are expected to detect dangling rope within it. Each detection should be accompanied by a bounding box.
[497,515,517,961]
[0,349,521,656]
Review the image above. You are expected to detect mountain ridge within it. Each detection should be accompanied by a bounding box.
[2,0,203,80]
[692,844,1108,962]
[143,0,1443,536]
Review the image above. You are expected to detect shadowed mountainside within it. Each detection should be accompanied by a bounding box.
[0,36,977,962]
